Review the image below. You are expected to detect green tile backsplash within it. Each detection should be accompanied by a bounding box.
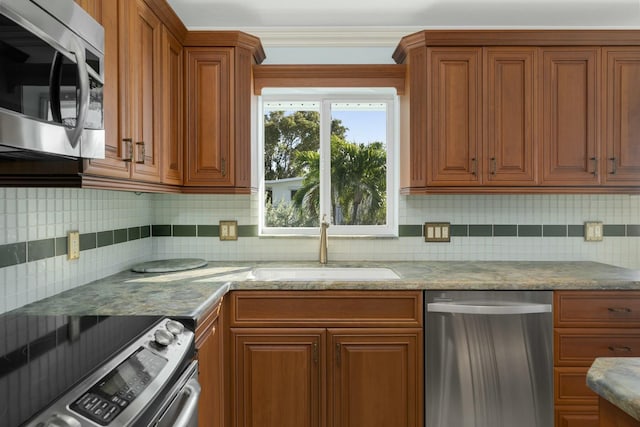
[1,221,638,270]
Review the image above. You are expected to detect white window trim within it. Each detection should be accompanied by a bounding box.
[258,88,399,237]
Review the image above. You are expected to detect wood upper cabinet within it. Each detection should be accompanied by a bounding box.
[122,0,162,182]
[603,47,640,185]
[183,36,260,193]
[427,47,482,185]
[78,0,131,180]
[541,48,601,185]
[184,48,233,187]
[484,47,538,184]
[394,30,640,193]
[231,328,324,427]
[161,26,184,185]
[421,46,538,187]
[328,330,421,427]
[79,0,185,187]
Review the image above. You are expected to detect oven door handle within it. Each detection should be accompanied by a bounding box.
[165,378,201,427]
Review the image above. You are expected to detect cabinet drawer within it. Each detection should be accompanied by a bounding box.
[555,328,640,366]
[554,367,598,405]
[555,405,599,427]
[230,290,423,327]
[555,291,640,327]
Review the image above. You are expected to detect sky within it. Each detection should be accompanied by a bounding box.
[332,110,387,146]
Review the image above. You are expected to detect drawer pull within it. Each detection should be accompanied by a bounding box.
[608,346,632,353]
[608,307,632,313]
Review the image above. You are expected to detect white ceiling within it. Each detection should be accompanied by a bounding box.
[167,0,640,29]
[166,0,640,48]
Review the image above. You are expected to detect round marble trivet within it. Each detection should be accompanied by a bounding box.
[131,258,208,273]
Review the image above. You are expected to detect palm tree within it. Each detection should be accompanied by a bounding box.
[331,138,386,225]
[293,136,387,226]
[291,150,321,227]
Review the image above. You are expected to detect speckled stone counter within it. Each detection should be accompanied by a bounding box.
[11,261,640,321]
[588,358,640,421]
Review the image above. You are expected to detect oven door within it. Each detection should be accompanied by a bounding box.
[147,361,201,427]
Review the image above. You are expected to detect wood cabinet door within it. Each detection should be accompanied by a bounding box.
[328,329,422,427]
[160,26,183,185]
[603,48,640,185]
[197,316,223,427]
[78,0,131,179]
[541,48,600,185]
[484,47,537,184]
[600,397,640,427]
[184,48,234,187]
[231,328,324,427]
[125,0,162,182]
[427,47,482,185]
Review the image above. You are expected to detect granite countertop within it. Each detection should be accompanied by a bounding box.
[588,358,640,421]
[11,261,640,322]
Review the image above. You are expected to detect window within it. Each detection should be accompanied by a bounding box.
[259,89,397,236]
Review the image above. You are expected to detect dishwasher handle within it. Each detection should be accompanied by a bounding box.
[428,302,552,315]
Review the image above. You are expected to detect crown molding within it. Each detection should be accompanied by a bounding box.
[183,26,424,47]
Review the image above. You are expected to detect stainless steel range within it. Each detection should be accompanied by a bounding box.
[0,315,199,427]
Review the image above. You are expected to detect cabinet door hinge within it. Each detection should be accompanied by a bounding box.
[335,343,341,367]
[313,342,318,364]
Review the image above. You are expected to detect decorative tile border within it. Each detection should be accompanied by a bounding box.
[398,224,640,238]
[2,222,637,269]
[0,225,151,269]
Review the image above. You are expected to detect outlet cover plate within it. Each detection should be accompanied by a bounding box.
[584,221,603,242]
[68,231,80,260]
[424,222,451,242]
[219,220,238,241]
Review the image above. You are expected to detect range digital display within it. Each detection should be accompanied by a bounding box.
[71,347,168,425]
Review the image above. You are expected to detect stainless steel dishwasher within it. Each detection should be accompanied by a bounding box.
[425,291,553,427]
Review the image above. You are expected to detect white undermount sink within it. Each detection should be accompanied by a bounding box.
[248,267,400,282]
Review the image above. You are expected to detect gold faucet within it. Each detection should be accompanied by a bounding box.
[319,215,329,264]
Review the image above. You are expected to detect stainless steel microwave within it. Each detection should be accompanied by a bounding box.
[0,0,105,159]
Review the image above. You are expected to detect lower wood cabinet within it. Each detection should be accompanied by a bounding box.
[232,329,324,427]
[554,291,640,427]
[329,330,420,427]
[599,397,640,427]
[195,299,224,427]
[229,291,423,427]
[555,405,599,427]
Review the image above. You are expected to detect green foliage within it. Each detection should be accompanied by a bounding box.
[330,138,387,225]
[264,199,311,227]
[264,110,348,180]
[264,109,386,227]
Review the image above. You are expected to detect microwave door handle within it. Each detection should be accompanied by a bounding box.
[66,48,89,149]
[49,52,63,124]
[167,378,202,427]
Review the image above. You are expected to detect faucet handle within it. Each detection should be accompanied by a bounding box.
[321,214,330,227]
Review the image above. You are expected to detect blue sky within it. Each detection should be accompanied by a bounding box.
[332,110,386,145]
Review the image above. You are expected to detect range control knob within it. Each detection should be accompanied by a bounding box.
[166,320,184,335]
[154,329,174,346]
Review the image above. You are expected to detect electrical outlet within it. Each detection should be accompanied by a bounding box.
[584,221,603,242]
[68,231,80,260]
[219,220,238,241]
[424,222,451,242]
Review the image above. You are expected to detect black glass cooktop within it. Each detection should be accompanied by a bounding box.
[0,314,163,427]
